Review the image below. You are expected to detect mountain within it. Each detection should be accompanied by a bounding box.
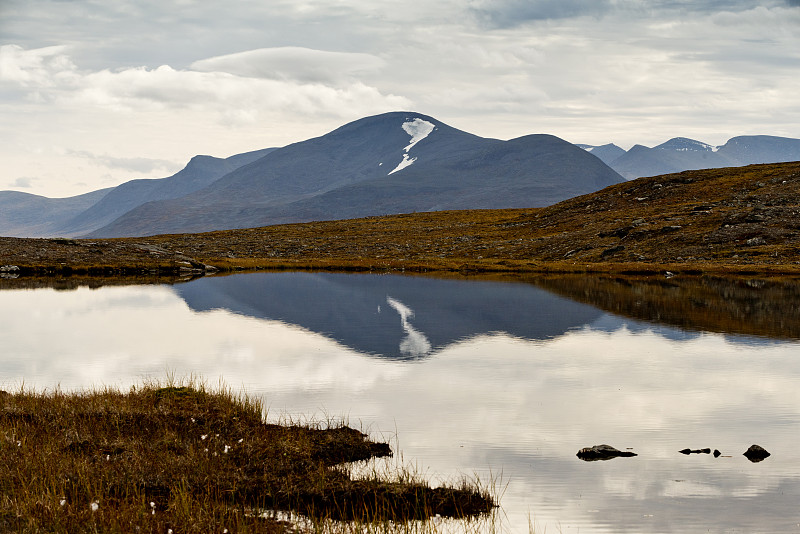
[596,135,800,180]
[0,188,112,238]
[719,135,800,163]
[575,143,626,165]
[0,148,275,238]
[54,149,275,237]
[87,112,624,237]
[609,139,733,180]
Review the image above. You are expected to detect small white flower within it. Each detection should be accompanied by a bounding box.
[201,434,207,440]
[224,445,231,454]
[59,499,66,507]
[237,438,244,443]
[168,530,173,534]
[90,501,99,512]
[106,454,110,461]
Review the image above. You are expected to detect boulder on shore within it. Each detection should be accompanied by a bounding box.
[577,444,637,461]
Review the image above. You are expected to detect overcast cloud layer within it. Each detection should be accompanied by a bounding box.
[1,0,799,196]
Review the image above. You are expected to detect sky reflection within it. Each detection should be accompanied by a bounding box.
[1,273,799,533]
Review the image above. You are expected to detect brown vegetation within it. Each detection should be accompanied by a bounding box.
[2,161,800,276]
[0,380,493,533]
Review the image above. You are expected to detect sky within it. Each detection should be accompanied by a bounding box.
[1,0,799,198]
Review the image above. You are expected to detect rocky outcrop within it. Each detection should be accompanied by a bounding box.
[577,444,637,461]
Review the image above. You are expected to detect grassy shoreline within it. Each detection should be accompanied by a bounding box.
[0,380,494,533]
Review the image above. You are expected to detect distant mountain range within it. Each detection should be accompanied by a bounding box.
[0,112,623,238]
[579,135,800,180]
[3,112,798,239]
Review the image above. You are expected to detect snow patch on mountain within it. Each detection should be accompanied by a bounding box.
[402,118,435,152]
[386,117,434,175]
[388,153,417,175]
[658,137,716,152]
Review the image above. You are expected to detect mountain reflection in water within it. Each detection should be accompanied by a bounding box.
[174,272,606,359]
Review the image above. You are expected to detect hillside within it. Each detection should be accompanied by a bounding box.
[1,161,799,276]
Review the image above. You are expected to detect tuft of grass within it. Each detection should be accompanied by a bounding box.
[0,379,495,533]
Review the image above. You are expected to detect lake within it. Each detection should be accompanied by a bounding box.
[2,271,800,533]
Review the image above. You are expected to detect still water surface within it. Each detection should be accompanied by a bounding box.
[2,272,800,533]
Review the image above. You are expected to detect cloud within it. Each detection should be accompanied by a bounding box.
[1,45,410,123]
[468,0,792,27]
[11,176,34,189]
[191,47,386,84]
[0,44,76,87]
[470,0,613,26]
[66,150,179,174]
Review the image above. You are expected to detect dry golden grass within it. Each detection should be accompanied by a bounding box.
[0,379,494,533]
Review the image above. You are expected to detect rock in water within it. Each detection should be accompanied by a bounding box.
[679,448,712,455]
[743,444,771,462]
[577,444,637,461]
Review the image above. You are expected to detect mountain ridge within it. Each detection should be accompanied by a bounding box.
[579,134,800,179]
[85,112,624,237]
